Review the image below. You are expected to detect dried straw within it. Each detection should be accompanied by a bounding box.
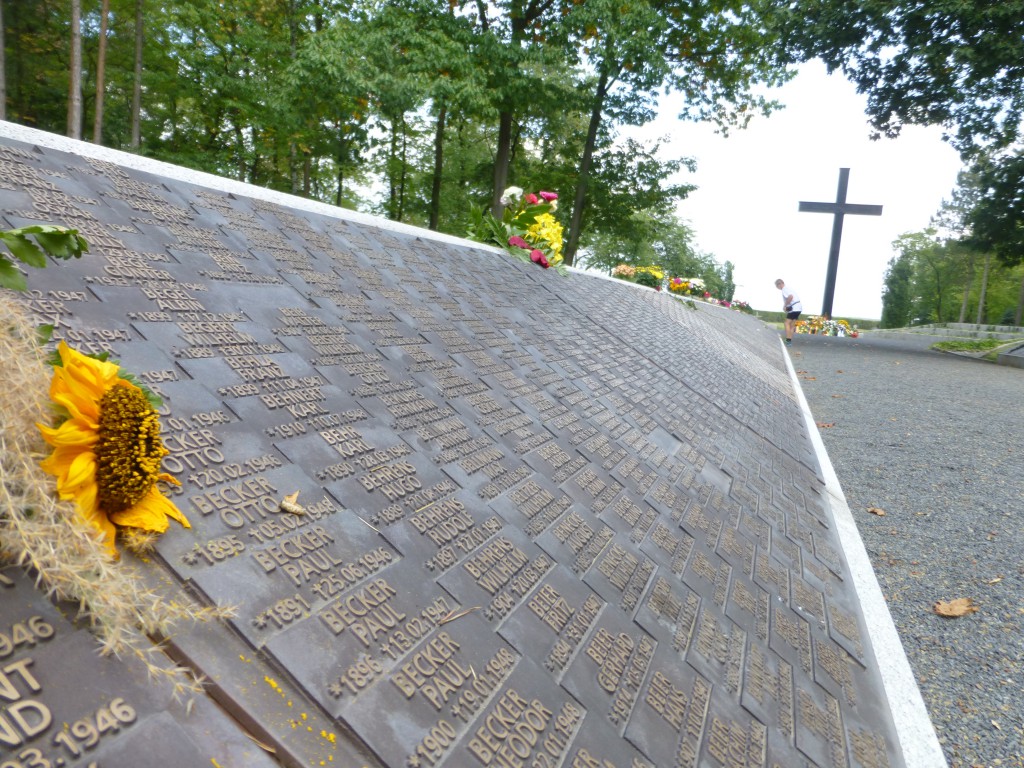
[0,295,223,697]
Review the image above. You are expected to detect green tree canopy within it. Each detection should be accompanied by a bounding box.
[780,0,1024,154]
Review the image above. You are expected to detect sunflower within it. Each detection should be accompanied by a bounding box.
[36,341,189,556]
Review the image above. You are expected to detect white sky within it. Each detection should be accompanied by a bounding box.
[630,60,965,320]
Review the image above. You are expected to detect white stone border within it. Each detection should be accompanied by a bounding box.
[782,340,947,767]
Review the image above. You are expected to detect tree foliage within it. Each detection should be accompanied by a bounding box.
[0,0,803,287]
[780,0,1024,155]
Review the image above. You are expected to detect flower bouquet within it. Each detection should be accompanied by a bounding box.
[467,188,567,275]
[797,316,855,336]
[668,277,704,296]
[612,264,636,280]
[633,266,663,289]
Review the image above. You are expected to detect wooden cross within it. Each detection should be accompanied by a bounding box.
[799,168,882,318]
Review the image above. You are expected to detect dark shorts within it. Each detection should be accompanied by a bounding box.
[786,311,801,320]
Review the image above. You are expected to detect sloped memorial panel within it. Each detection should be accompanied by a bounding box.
[1,129,909,768]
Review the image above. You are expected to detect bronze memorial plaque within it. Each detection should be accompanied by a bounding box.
[0,125,917,767]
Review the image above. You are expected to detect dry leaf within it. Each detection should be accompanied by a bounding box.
[831,394,845,398]
[280,491,305,515]
[986,576,1003,585]
[816,421,835,428]
[802,375,817,380]
[835,369,843,373]
[867,507,886,516]
[933,598,978,618]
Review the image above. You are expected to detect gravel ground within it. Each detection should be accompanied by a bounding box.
[789,331,1024,768]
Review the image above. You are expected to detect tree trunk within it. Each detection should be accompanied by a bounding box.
[93,0,110,144]
[564,69,610,267]
[428,103,447,231]
[490,110,513,216]
[397,125,408,222]
[130,0,144,148]
[0,0,6,122]
[335,134,346,207]
[976,252,991,324]
[287,0,299,194]
[67,0,83,139]
[958,252,974,323]
[387,119,399,219]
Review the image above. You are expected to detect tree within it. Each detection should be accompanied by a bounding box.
[932,170,984,323]
[880,250,914,329]
[67,0,83,139]
[781,1,1024,154]
[964,151,1024,325]
[130,0,144,148]
[457,0,569,218]
[93,0,111,144]
[0,0,6,121]
[558,0,792,265]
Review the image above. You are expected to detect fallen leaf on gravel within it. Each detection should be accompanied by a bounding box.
[816,421,834,428]
[836,369,843,373]
[831,394,845,398]
[894,361,902,365]
[933,597,978,617]
[802,375,817,380]
[867,507,886,516]
[992,720,1001,730]
[986,576,1003,585]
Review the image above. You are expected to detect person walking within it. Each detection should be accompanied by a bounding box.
[775,279,802,346]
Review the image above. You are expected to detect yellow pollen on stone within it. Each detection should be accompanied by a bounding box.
[95,384,167,512]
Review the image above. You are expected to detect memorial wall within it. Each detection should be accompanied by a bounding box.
[0,125,915,768]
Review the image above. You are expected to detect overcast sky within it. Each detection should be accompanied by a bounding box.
[629,60,965,320]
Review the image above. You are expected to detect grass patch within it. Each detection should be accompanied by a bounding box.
[931,338,1024,353]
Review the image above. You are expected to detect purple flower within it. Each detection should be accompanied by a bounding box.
[539,191,558,202]
[508,235,530,249]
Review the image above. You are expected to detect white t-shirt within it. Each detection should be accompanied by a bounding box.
[780,286,802,312]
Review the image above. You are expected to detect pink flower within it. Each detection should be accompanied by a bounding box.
[525,193,539,204]
[539,191,558,202]
[508,235,530,249]
[530,249,550,269]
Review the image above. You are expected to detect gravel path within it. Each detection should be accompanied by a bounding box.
[790,331,1024,768]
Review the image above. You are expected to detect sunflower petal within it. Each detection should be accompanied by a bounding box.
[109,488,189,532]
[62,450,97,491]
[74,498,118,558]
[37,418,98,447]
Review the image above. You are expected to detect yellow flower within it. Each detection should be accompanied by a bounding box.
[37,342,189,556]
[527,213,564,264]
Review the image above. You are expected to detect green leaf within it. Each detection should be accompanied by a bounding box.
[32,232,77,259]
[35,324,55,346]
[0,233,48,268]
[0,257,28,291]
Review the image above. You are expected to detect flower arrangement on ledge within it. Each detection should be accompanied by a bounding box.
[613,264,664,289]
[797,315,858,336]
[467,187,567,275]
[667,276,704,296]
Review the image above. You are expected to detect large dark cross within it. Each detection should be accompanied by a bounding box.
[799,167,883,318]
